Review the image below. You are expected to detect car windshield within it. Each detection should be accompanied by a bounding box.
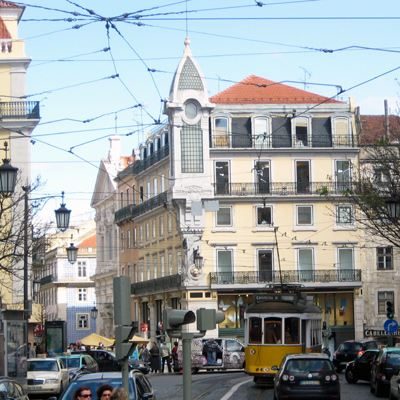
[58,357,80,368]
[28,360,59,372]
[339,342,361,352]
[386,353,400,367]
[286,359,332,373]
[61,378,136,400]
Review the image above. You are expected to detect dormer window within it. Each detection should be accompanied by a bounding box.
[293,117,310,147]
[333,117,351,146]
[214,117,229,147]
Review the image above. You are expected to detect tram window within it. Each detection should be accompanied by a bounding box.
[249,317,262,344]
[264,318,282,344]
[284,317,300,344]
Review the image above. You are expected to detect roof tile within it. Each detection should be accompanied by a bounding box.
[360,115,400,144]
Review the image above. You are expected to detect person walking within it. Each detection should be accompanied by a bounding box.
[171,341,179,372]
[160,341,172,373]
[149,341,161,373]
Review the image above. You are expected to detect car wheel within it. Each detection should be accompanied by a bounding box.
[345,369,358,384]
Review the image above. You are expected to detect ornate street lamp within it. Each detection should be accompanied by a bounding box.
[90,305,98,320]
[193,248,204,270]
[0,141,18,195]
[66,242,78,264]
[55,191,71,232]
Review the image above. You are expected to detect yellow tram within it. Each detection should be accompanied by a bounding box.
[244,288,322,384]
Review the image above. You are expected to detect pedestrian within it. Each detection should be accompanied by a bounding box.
[160,341,172,373]
[139,344,151,366]
[96,384,113,400]
[171,341,179,372]
[149,341,161,373]
[110,388,128,400]
[74,387,92,400]
[27,342,36,358]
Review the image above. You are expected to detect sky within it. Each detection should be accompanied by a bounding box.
[14,0,400,225]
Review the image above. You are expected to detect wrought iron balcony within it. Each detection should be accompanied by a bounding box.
[115,191,168,224]
[210,134,357,149]
[117,145,169,180]
[0,101,40,119]
[39,274,54,285]
[209,269,361,286]
[131,274,183,295]
[213,181,354,196]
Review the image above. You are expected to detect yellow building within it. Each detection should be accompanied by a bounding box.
[115,38,362,342]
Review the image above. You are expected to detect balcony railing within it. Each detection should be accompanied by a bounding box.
[118,145,169,180]
[213,181,354,196]
[210,269,361,285]
[210,134,357,149]
[131,274,182,295]
[115,191,168,224]
[0,101,40,119]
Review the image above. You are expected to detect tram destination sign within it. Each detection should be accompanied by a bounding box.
[365,327,400,337]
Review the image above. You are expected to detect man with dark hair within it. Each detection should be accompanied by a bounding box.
[74,387,92,400]
[97,384,113,400]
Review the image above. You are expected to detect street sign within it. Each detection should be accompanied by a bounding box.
[384,319,399,334]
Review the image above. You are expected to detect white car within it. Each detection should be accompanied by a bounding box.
[27,357,69,397]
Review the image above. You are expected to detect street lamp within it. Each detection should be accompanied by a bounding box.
[66,242,78,264]
[90,305,98,320]
[55,191,71,232]
[0,142,18,195]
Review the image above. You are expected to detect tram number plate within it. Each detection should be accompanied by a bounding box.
[300,380,320,385]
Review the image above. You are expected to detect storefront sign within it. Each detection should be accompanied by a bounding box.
[364,327,400,337]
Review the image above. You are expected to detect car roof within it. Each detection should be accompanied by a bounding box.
[285,353,330,360]
[381,347,400,352]
[74,371,139,381]
[28,358,58,361]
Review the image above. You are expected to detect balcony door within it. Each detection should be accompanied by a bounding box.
[338,248,354,281]
[296,161,310,194]
[335,160,351,192]
[258,250,273,282]
[217,249,233,283]
[255,161,270,194]
[298,248,313,281]
[215,161,230,194]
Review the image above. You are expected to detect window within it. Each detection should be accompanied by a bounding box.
[181,122,203,173]
[78,288,87,302]
[217,207,232,226]
[296,161,310,193]
[336,205,354,225]
[146,255,151,280]
[378,291,394,314]
[214,117,229,147]
[215,161,230,194]
[77,261,87,277]
[335,160,351,192]
[338,248,354,280]
[284,317,300,344]
[160,254,165,276]
[159,216,164,237]
[76,313,89,329]
[153,177,158,197]
[255,161,270,194]
[257,205,272,226]
[145,223,149,241]
[258,250,273,281]
[249,317,262,344]
[377,247,393,270]
[153,255,158,279]
[334,117,350,145]
[264,317,282,344]
[298,248,313,281]
[293,117,310,147]
[217,249,233,283]
[254,117,271,148]
[297,205,312,225]
[152,219,156,239]
[167,214,173,233]
[168,252,173,275]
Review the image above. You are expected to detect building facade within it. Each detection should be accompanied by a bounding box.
[114,38,363,344]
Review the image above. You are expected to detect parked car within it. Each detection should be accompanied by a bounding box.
[345,349,380,383]
[332,339,379,372]
[50,371,156,400]
[0,376,30,400]
[57,354,98,380]
[27,357,69,397]
[273,353,340,400]
[390,370,400,400]
[370,347,400,397]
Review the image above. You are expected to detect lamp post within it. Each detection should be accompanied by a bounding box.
[90,305,98,320]
[66,242,78,264]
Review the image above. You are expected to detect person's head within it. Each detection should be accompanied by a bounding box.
[97,384,113,400]
[74,387,92,400]
[174,341,178,347]
[110,388,128,400]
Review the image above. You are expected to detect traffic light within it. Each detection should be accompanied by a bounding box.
[163,309,195,331]
[196,308,225,331]
[387,301,394,319]
[115,324,135,360]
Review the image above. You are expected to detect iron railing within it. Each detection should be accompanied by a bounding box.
[115,191,168,224]
[213,181,354,196]
[131,274,182,295]
[209,269,361,285]
[210,134,357,149]
[39,274,54,285]
[0,101,40,119]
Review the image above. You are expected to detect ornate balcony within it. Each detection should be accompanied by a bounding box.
[209,269,361,288]
[131,274,183,295]
[213,181,354,196]
[115,191,168,224]
[39,274,54,285]
[210,134,357,149]
[0,101,40,119]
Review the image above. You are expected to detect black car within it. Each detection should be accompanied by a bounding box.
[332,339,378,372]
[0,376,30,400]
[370,347,400,397]
[273,353,340,400]
[53,371,155,400]
[345,349,379,383]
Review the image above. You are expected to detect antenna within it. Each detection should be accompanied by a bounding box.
[185,0,188,37]
[299,66,311,90]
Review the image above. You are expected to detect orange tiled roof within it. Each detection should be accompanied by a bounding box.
[0,17,11,39]
[0,1,18,7]
[79,234,96,249]
[360,115,400,145]
[210,75,342,105]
